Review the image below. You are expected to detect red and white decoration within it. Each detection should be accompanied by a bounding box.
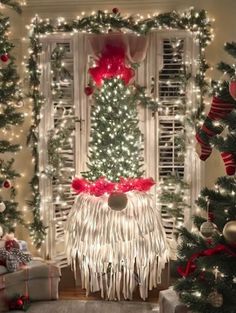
[65,191,168,300]
[195,95,236,175]
[65,32,169,300]
[221,152,236,176]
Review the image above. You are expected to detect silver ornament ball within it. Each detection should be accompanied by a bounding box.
[0,201,6,213]
[200,221,216,238]
[208,290,223,308]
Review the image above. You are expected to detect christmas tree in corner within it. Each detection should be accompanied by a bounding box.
[66,31,168,300]
[0,9,24,236]
[175,42,236,312]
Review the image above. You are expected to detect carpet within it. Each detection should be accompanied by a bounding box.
[9,300,159,313]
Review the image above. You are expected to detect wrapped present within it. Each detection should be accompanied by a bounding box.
[17,240,28,252]
[159,287,189,313]
[0,259,61,312]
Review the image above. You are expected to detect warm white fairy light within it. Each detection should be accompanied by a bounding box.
[24,8,213,247]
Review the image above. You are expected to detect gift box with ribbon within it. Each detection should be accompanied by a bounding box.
[0,258,61,312]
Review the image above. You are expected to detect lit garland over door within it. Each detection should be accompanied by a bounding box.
[38,30,202,265]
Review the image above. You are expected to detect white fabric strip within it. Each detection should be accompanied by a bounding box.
[65,191,169,300]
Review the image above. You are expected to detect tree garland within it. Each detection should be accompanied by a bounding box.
[26,18,47,248]
[46,46,76,209]
[0,2,25,235]
[27,8,213,247]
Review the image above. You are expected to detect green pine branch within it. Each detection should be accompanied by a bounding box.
[0,140,20,153]
[0,106,24,128]
[223,42,236,59]
[0,9,24,233]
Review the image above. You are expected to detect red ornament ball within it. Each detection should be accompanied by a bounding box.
[112,8,119,14]
[2,180,11,189]
[229,80,236,100]
[84,86,93,96]
[16,299,23,307]
[0,53,9,62]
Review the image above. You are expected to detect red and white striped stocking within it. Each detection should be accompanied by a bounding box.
[221,152,236,176]
[195,133,212,161]
[208,96,234,120]
[196,96,234,161]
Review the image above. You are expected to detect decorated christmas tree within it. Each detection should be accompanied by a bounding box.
[83,77,143,182]
[175,42,236,312]
[0,11,24,235]
[72,42,157,194]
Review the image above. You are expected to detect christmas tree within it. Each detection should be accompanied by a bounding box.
[0,12,24,234]
[83,77,143,182]
[175,42,236,313]
[76,42,158,187]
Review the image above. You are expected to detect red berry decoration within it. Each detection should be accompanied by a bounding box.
[112,8,119,14]
[2,179,11,189]
[84,86,93,96]
[208,211,214,222]
[0,53,9,62]
[16,299,23,308]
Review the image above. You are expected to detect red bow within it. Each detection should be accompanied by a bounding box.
[177,244,236,277]
[89,45,135,86]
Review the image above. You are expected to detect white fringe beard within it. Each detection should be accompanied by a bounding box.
[65,191,169,300]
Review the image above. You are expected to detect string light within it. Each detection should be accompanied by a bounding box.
[25,8,213,247]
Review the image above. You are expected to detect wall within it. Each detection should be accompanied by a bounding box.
[5,0,236,251]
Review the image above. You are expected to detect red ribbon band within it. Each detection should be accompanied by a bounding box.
[177,244,236,277]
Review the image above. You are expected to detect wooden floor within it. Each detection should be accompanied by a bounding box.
[59,287,160,302]
[59,265,170,302]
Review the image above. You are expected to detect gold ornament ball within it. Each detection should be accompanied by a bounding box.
[208,290,223,308]
[223,220,236,244]
[108,192,128,211]
[200,221,216,238]
[0,202,6,213]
